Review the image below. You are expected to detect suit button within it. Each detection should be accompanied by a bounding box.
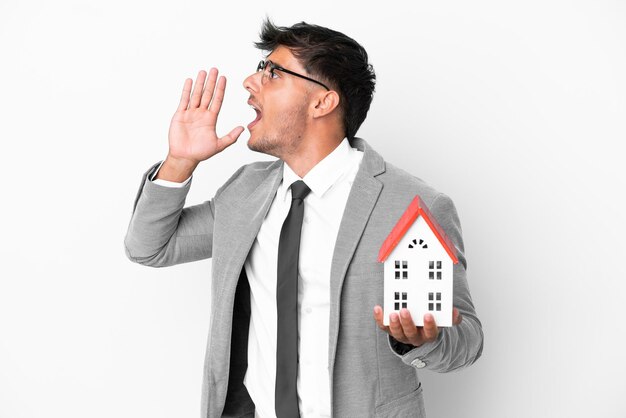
[411,359,426,369]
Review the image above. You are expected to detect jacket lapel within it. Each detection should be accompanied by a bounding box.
[215,160,284,302]
[327,138,385,383]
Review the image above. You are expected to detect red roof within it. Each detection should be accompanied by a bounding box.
[377,195,459,264]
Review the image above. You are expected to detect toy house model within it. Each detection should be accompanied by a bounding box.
[378,196,459,327]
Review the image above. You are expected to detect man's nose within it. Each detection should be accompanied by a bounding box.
[243,71,261,92]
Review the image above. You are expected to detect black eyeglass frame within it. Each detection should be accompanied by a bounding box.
[256,60,330,91]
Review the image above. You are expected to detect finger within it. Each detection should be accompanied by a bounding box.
[200,68,219,109]
[177,78,193,112]
[209,75,226,114]
[189,70,207,109]
[422,313,439,342]
[453,308,463,325]
[216,126,245,153]
[399,308,420,343]
[373,305,390,332]
[388,312,407,343]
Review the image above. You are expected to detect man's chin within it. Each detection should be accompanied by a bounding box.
[247,135,278,157]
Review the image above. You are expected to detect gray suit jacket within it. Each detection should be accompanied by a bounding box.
[124,137,483,417]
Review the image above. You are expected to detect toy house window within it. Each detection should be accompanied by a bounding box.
[428,292,442,311]
[394,260,408,279]
[408,238,428,249]
[394,291,408,310]
[429,260,442,280]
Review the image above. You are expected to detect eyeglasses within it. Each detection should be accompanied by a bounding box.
[256,60,330,91]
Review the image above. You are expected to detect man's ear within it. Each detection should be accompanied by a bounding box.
[312,90,340,118]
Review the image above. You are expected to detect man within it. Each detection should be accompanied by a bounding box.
[125,19,483,418]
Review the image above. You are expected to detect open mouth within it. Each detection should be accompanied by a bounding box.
[248,101,262,130]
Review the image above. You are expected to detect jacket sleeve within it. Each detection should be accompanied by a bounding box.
[123,161,216,267]
[387,193,484,372]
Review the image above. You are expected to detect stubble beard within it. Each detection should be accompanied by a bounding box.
[247,99,308,159]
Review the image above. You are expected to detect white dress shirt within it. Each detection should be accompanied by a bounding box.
[151,138,364,417]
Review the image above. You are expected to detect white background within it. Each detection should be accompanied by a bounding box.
[1,1,625,417]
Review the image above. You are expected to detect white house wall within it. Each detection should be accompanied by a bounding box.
[383,216,454,327]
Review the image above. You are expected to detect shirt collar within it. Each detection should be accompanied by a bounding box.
[279,137,353,202]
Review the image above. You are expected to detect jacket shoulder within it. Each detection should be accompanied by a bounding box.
[215,159,280,198]
[378,160,445,207]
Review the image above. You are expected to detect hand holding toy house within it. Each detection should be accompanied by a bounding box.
[378,196,459,327]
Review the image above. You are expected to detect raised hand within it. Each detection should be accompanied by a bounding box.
[158,68,244,182]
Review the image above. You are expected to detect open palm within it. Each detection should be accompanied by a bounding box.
[168,68,244,165]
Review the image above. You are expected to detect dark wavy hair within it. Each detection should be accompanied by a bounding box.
[254,19,376,139]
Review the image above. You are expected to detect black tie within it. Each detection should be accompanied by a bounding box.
[275,180,311,418]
